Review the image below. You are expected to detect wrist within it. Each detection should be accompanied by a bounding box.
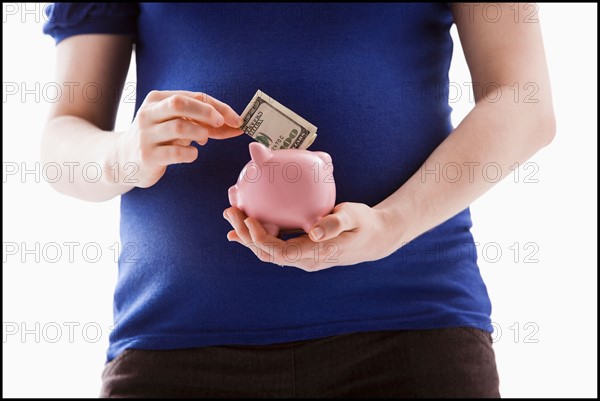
[100,131,134,190]
[374,195,419,251]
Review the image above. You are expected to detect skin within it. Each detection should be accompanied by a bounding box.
[224,3,556,270]
[43,3,555,272]
[42,36,243,202]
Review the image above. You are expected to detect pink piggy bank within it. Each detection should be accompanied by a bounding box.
[228,142,336,237]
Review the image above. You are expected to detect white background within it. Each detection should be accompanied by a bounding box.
[2,3,597,397]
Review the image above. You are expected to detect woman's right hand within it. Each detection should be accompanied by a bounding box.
[43,35,245,201]
[116,90,244,188]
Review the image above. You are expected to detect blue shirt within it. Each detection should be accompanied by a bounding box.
[44,3,492,363]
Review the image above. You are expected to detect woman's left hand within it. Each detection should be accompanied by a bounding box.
[223,202,401,272]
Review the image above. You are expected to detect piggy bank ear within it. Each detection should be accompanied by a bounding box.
[249,142,272,164]
[314,151,332,168]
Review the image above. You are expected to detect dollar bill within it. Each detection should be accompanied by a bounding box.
[239,90,317,150]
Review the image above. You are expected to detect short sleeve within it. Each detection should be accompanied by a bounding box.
[43,3,139,44]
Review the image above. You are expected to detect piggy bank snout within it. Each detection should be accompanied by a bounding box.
[228,185,239,208]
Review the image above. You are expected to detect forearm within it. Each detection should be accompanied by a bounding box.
[375,93,555,249]
[41,115,133,202]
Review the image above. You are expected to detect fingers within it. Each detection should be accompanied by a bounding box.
[149,94,225,127]
[225,211,346,271]
[243,220,334,271]
[150,118,243,150]
[199,94,244,128]
[139,91,245,147]
[224,207,252,245]
[152,118,210,145]
[226,211,278,263]
[147,145,198,166]
[172,138,193,147]
[226,230,243,245]
[243,217,286,264]
[129,90,243,186]
[309,203,360,242]
[209,124,244,140]
[144,90,243,128]
[224,211,284,264]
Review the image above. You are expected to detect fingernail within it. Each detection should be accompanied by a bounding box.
[216,115,224,126]
[236,115,244,127]
[223,210,229,220]
[244,218,252,229]
[311,227,324,240]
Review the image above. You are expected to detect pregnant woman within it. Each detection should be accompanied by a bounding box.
[42,3,554,397]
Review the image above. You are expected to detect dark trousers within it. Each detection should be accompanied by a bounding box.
[100,327,500,398]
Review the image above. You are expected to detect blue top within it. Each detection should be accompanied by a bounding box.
[44,3,492,363]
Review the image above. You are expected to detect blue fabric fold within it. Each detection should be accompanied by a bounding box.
[43,3,138,44]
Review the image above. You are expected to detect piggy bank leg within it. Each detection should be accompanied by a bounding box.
[263,223,280,237]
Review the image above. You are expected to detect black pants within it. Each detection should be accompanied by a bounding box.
[100,327,500,398]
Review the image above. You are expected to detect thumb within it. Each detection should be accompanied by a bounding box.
[309,203,357,242]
